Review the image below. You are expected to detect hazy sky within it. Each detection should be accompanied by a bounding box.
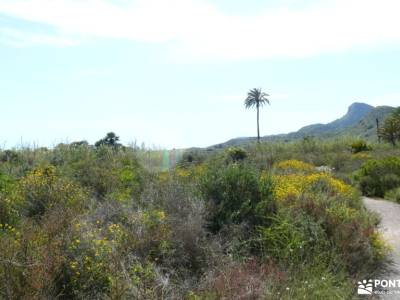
[1,0,400,149]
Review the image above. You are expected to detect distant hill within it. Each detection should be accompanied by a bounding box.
[293,102,374,137]
[211,102,396,149]
[345,105,396,139]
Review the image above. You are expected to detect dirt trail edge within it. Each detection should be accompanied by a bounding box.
[363,197,400,299]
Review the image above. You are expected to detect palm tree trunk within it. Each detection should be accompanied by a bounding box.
[376,118,381,143]
[257,104,260,143]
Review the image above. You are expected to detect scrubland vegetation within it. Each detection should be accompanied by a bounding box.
[1,133,399,299]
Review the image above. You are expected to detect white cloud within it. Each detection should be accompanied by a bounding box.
[1,0,400,60]
[0,27,77,46]
[370,93,400,107]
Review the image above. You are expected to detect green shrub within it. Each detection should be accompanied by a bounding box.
[0,173,18,225]
[226,147,248,162]
[200,164,276,232]
[180,149,207,166]
[385,187,400,203]
[296,193,384,275]
[0,150,21,163]
[141,177,211,275]
[258,209,330,265]
[54,145,145,198]
[301,135,317,152]
[107,160,144,202]
[356,157,400,197]
[350,140,371,153]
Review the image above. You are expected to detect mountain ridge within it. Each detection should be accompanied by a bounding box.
[210,102,396,149]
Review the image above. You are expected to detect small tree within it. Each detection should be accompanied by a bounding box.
[95,132,122,148]
[379,116,400,146]
[393,107,400,119]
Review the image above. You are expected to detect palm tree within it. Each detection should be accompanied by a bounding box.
[244,88,270,143]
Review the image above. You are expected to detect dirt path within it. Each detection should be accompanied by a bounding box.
[363,197,400,299]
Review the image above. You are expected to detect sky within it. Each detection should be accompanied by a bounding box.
[1,0,400,149]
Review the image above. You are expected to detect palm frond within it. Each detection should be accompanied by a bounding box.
[244,88,270,108]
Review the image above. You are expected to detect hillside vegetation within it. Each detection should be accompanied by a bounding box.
[1,135,399,299]
[213,103,395,148]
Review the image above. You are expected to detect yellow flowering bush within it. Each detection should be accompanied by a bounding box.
[16,166,88,217]
[176,168,191,178]
[159,164,206,184]
[273,161,354,201]
[67,219,128,294]
[274,173,353,201]
[138,210,171,260]
[275,159,315,173]
[0,223,21,244]
[66,208,170,297]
